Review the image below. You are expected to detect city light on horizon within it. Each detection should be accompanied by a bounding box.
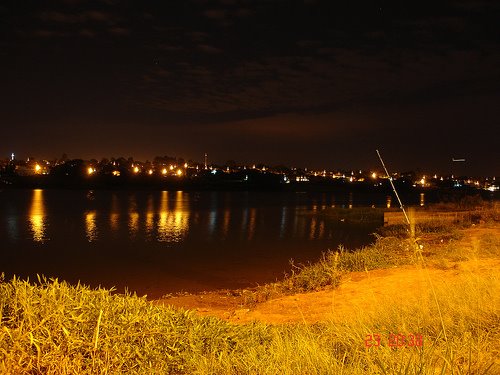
[5,152,496,191]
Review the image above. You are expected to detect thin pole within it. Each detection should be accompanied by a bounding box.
[376,149,411,225]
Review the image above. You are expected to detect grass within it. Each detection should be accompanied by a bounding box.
[1,265,499,374]
[1,203,499,374]
[0,275,275,374]
[244,231,420,304]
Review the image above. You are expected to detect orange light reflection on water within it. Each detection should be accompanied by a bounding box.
[157,191,189,243]
[309,216,317,240]
[145,195,155,239]
[247,208,257,240]
[110,194,120,232]
[85,211,98,242]
[128,195,139,237]
[222,209,231,239]
[29,189,47,242]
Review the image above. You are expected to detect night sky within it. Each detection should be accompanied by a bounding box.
[1,0,499,176]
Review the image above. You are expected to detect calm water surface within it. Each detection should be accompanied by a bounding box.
[0,189,385,297]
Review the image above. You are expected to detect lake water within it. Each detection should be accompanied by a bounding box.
[0,189,386,298]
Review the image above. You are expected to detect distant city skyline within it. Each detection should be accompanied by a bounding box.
[3,151,496,180]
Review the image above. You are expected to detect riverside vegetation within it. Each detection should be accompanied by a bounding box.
[1,202,499,374]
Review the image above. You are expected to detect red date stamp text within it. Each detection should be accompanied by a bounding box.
[364,333,423,348]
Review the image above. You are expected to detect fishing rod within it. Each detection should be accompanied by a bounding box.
[376,149,411,226]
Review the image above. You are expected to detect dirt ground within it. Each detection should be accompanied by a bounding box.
[154,224,499,324]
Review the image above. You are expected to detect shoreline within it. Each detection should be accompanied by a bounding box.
[154,221,500,323]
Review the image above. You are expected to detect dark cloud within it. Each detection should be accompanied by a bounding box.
[234,8,254,17]
[39,10,117,24]
[139,43,500,124]
[197,44,223,53]
[78,28,97,37]
[59,0,85,4]
[39,11,81,23]
[188,31,210,42]
[204,9,228,19]
[108,26,130,36]
[32,29,69,38]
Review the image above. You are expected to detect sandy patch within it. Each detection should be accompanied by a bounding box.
[155,224,499,324]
